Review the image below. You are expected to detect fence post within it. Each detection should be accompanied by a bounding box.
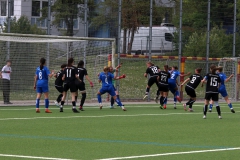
[180,57,185,100]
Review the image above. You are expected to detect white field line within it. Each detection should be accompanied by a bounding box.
[0,111,238,121]
[0,105,239,111]
[0,154,75,160]
[97,147,240,160]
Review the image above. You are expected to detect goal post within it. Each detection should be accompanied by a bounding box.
[0,33,116,103]
[218,57,240,101]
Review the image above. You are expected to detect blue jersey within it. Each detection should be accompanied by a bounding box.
[35,66,50,87]
[169,70,180,83]
[99,72,114,87]
[218,72,227,87]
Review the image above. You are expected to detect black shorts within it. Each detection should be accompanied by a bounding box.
[76,81,86,91]
[148,76,158,87]
[55,86,63,93]
[205,93,219,101]
[63,82,77,93]
[185,86,196,98]
[158,84,169,92]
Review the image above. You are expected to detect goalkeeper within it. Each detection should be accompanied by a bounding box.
[109,63,124,109]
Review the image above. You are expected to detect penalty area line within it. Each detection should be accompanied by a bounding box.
[0,154,75,160]
[97,147,240,160]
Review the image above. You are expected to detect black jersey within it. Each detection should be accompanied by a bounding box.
[186,74,203,89]
[205,73,221,93]
[55,70,64,86]
[63,66,77,83]
[146,66,159,77]
[158,71,170,85]
[76,67,88,81]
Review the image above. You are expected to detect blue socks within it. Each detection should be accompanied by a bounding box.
[97,94,102,103]
[228,103,233,109]
[45,99,49,109]
[115,98,123,107]
[36,99,40,108]
[209,104,213,110]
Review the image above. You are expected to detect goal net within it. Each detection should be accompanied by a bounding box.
[218,57,239,101]
[0,33,115,103]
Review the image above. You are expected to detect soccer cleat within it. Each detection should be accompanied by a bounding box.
[183,104,187,111]
[79,106,84,111]
[54,101,60,107]
[154,97,159,103]
[143,94,148,100]
[122,107,127,111]
[231,109,235,113]
[45,109,52,113]
[188,108,194,112]
[174,103,177,109]
[72,108,80,113]
[36,109,40,113]
[60,107,63,112]
[163,104,167,109]
[208,109,212,112]
[176,96,181,103]
[110,106,115,109]
[218,116,222,119]
[100,105,103,110]
[203,115,206,119]
[160,106,163,109]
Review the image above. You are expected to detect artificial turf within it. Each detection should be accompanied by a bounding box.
[0,103,239,160]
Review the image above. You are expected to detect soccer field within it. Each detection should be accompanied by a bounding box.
[0,103,239,160]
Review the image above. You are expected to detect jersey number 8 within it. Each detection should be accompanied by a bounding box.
[39,72,42,80]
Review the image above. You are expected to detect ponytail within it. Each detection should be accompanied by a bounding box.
[68,58,74,67]
[40,58,46,70]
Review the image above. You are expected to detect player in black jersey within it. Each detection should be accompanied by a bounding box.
[157,65,170,109]
[143,61,160,100]
[54,64,67,107]
[60,58,81,113]
[201,65,221,119]
[75,60,93,111]
[181,68,203,112]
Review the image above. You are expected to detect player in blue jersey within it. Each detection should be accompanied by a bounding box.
[97,66,126,111]
[109,63,124,109]
[209,66,235,113]
[34,58,54,113]
[168,66,190,109]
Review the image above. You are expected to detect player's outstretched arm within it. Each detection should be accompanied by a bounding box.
[225,74,234,83]
[48,70,55,78]
[181,78,190,86]
[85,75,93,87]
[180,72,191,77]
[201,79,207,87]
[115,74,126,80]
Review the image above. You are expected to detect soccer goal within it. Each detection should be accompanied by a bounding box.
[218,57,239,101]
[0,33,116,103]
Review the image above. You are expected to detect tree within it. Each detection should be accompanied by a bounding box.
[91,0,168,54]
[3,16,45,34]
[47,0,95,36]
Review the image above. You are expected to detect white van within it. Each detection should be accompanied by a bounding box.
[121,23,176,55]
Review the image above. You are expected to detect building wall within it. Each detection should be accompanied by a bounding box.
[0,0,85,37]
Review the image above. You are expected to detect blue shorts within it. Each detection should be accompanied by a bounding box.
[168,81,177,94]
[112,85,117,91]
[37,86,49,93]
[219,87,228,97]
[99,85,116,97]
